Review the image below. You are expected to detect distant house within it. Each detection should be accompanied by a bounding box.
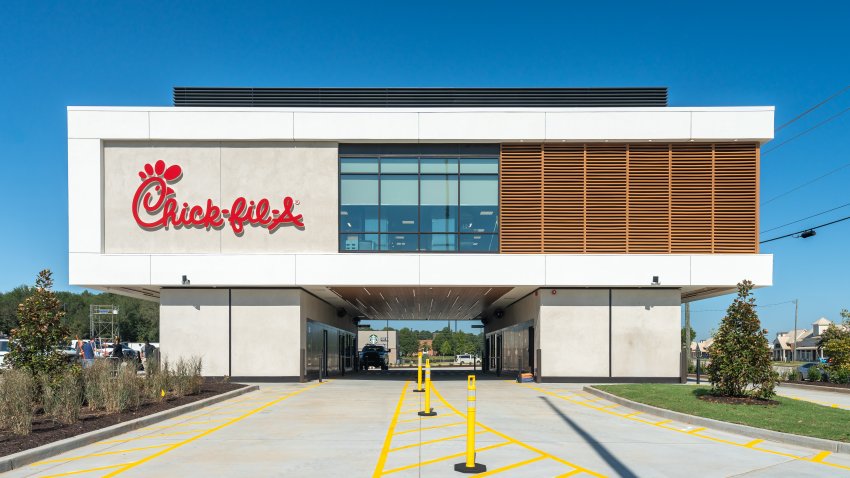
[773,317,847,362]
[689,338,714,359]
[418,339,433,354]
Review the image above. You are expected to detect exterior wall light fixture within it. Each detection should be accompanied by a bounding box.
[182,275,190,286]
[651,275,660,286]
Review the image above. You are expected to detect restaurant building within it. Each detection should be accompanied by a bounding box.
[67,87,773,381]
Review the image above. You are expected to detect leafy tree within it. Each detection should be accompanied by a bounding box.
[707,280,777,399]
[398,327,419,357]
[7,270,70,375]
[820,309,850,378]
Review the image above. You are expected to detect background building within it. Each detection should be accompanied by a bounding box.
[67,87,773,381]
[357,330,399,365]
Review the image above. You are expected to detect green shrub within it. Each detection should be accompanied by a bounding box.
[173,357,203,397]
[807,367,822,382]
[145,357,171,402]
[83,359,113,410]
[106,364,142,413]
[40,368,84,425]
[0,369,36,435]
[830,367,850,384]
[707,281,777,399]
[786,369,799,381]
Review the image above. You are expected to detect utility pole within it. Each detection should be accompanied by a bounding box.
[793,299,799,362]
[684,302,691,371]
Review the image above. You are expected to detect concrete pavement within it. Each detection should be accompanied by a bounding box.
[5,373,850,477]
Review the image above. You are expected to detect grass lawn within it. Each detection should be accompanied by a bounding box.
[595,384,850,443]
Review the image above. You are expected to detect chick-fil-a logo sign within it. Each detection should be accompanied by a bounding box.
[132,160,304,235]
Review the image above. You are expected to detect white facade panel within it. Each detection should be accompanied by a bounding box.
[68,139,102,253]
[419,254,545,286]
[160,289,229,376]
[418,112,545,141]
[610,289,680,377]
[68,110,149,139]
[690,254,773,286]
[545,111,691,141]
[545,255,691,286]
[691,110,774,141]
[150,254,296,286]
[230,289,301,377]
[293,112,418,141]
[69,253,151,286]
[149,111,294,140]
[295,254,421,285]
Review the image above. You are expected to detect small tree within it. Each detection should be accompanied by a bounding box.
[707,280,777,399]
[820,309,850,378]
[7,270,70,376]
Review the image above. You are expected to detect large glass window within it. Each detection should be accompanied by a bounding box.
[339,145,499,252]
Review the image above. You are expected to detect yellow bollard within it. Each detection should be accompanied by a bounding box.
[454,375,486,473]
[418,358,437,416]
[414,351,424,392]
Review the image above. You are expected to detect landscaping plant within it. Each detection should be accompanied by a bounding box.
[6,270,69,376]
[40,368,84,425]
[820,309,850,382]
[0,369,36,435]
[808,366,822,382]
[707,280,778,399]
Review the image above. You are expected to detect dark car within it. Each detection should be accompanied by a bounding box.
[360,345,389,371]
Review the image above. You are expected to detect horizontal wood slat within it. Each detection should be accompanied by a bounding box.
[500,143,759,254]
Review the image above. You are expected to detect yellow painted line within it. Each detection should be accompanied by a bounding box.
[556,470,583,477]
[519,384,850,473]
[382,441,510,475]
[744,439,764,448]
[389,430,487,452]
[40,463,129,478]
[141,419,231,430]
[432,384,605,477]
[96,430,198,444]
[394,421,465,435]
[30,444,170,466]
[102,381,325,477]
[372,381,409,478]
[622,411,643,418]
[687,427,707,434]
[472,455,547,477]
[812,451,832,462]
[654,419,672,426]
[601,403,621,409]
[396,414,444,424]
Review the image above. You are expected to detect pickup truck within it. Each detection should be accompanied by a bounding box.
[359,344,389,371]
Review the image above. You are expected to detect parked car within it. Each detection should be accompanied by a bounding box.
[798,362,828,380]
[454,354,481,366]
[359,344,389,371]
[0,338,9,368]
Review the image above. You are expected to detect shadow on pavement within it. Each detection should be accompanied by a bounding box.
[540,396,638,478]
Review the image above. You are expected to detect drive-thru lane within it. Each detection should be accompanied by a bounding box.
[6,377,850,477]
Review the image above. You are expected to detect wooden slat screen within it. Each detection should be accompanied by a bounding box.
[499,142,759,254]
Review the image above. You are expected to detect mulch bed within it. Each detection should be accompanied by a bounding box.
[783,380,850,390]
[698,394,780,406]
[0,380,246,458]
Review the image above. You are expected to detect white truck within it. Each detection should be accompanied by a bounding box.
[454,354,481,366]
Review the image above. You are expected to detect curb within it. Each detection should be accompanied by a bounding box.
[583,386,850,455]
[779,382,850,395]
[0,384,259,473]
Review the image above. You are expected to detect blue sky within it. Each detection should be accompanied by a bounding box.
[1,1,848,336]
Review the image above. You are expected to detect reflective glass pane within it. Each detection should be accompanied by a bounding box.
[340,157,378,173]
[460,175,498,233]
[340,233,379,251]
[340,205,379,232]
[421,157,459,174]
[381,157,418,173]
[420,175,458,205]
[340,175,379,232]
[380,234,418,251]
[460,234,499,252]
[380,175,417,232]
[460,158,498,174]
[460,206,498,233]
[421,233,457,251]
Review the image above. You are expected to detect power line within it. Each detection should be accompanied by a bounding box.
[764,106,850,154]
[760,201,850,234]
[760,214,850,244]
[775,85,850,133]
[761,160,850,206]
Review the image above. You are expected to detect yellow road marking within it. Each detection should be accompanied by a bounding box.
[431,384,605,477]
[654,419,672,426]
[687,427,707,434]
[141,419,231,431]
[812,451,832,462]
[382,442,510,475]
[394,420,465,435]
[389,430,487,452]
[473,455,547,477]
[397,414,443,424]
[40,463,128,478]
[30,444,170,466]
[743,439,764,448]
[623,411,643,417]
[97,430,198,444]
[521,384,850,472]
[557,470,583,477]
[372,381,409,478]
[102,381,325,477]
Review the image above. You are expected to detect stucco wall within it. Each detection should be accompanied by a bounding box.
[159,288,229,376]
[230,289,301,377]
[611,289,680,377]
[539,289,610,378]
[103,141,338,254]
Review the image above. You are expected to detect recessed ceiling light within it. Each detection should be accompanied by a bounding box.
[479,211,493,216]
